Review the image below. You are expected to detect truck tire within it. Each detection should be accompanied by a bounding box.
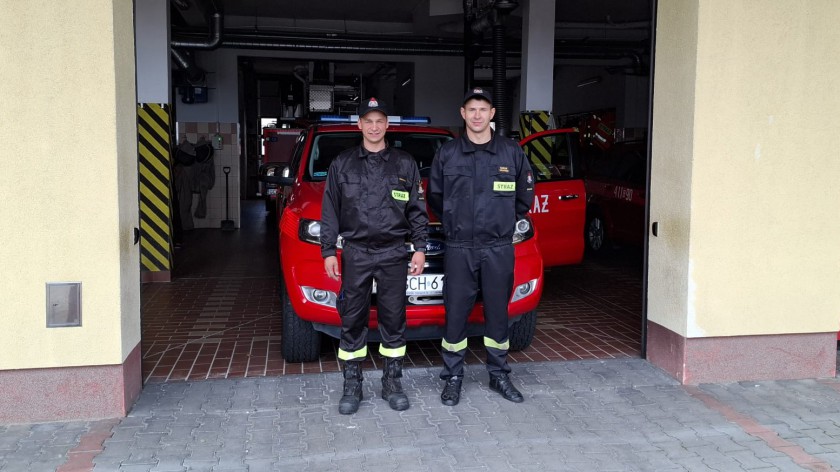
[585,212,607,254]
[281,283,321,363]
[508,310,537,351]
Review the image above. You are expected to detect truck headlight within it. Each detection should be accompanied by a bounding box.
[512,217,534,244]
[299,219,321,244]
[510,278,539,302]
[302,286,337,307]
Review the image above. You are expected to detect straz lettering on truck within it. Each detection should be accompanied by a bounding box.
[531,194,549,213]
[613,186,634,202]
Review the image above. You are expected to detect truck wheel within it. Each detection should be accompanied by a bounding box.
[508,310,537,351]
[586,213,607,253]
[281,283,321,362]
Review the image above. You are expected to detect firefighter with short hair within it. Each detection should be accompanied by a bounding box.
[428,87,535,406]
[321,98,428,415]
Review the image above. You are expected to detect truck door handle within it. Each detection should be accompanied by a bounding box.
[559,194,579,200]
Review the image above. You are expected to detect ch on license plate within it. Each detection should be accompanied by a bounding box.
[372,274,444,296]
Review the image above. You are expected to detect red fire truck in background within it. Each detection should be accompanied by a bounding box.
[261,126,303,213]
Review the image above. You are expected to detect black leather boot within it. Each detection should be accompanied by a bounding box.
[489,373,524,403]
[440,376,462,406]
[381,357,410,411]
[339,361,363,415]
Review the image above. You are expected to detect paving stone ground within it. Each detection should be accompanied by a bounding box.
[3,358,840,471]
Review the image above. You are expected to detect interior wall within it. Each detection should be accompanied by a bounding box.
[553,64,650,130]
[169,48,647,136]
[174,121,241,229]
[414,56,465,128]
[175,49,465,128]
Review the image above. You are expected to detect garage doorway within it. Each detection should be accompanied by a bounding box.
[140,0,653,382]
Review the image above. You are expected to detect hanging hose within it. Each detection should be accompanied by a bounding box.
[492,20,509,138]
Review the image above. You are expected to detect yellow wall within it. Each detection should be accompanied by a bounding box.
[650,0,840,337]
[0,0,140,369]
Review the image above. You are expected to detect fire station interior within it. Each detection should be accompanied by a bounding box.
[141,0,653,382]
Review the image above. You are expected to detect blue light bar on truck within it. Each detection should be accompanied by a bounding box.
[319,115,431,124]
[397,116,432,124]
[319,115,352,122]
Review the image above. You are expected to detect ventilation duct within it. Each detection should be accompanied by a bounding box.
[170,48,205,85]
[171,12,222,50]
[170,12,223,85]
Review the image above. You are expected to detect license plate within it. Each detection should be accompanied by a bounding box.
[372,274,444,296]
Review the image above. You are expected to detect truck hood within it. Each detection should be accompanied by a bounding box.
[294,178,439,223]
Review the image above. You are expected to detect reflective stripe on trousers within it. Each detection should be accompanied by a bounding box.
[338,345,368,361]
[440,245,514,378]
[339,344,406,361]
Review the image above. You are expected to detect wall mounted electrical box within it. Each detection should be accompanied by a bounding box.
[178,86,208,104]
[46,282,81,327]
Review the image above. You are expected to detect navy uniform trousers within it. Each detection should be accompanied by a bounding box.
[440,244,514,378]
[337,244,408,360]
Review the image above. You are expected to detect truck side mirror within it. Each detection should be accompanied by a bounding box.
[259,164,294,186]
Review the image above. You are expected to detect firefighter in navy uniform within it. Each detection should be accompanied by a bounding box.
[321,98,428,415]
[427,87,535,406]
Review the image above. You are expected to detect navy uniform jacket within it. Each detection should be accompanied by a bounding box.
[321,145,428,258]
[427,134,534,248]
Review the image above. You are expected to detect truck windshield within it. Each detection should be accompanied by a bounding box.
[306,132,453,181]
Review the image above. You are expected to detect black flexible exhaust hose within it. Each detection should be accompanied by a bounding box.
[492,21,509,138]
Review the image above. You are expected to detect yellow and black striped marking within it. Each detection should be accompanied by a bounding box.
[519,110,552,139]
[519,111,553,178]
[137,103,173,273]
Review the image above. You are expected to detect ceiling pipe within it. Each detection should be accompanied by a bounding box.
[555,20,651,30]
[224,39,643,64]
[173,29,646,60]
[226,38,643,60]
[219,37,469,56]
[168,10,648,63]
[171,12,223,49]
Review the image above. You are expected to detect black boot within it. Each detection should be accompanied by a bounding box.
[339,361,363,415]
[440,376,462,406]
[489,373,524,403]
[381,357,410,411]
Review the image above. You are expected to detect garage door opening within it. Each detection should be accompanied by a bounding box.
[140,0,653,383]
